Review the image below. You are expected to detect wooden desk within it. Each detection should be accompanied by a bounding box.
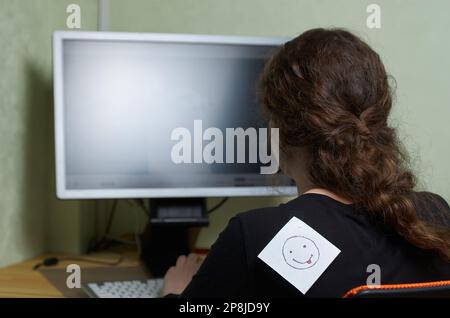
[0,248,140,298]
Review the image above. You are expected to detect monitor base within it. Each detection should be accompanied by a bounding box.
[139,198,208,277]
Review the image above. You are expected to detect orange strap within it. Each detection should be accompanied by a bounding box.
[343,280,450,298]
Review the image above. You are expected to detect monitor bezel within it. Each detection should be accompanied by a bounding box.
[53,31,297,199]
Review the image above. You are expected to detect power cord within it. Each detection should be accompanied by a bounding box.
[35,199,150,270]
[33,254,123,270]
[131,199,150,218]
[207,198,229,214]
[88,200,137,253]
[37,198,223,271]
[104,199,118,236]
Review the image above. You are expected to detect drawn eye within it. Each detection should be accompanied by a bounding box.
[303,245,306,248]
[289,250,292,253]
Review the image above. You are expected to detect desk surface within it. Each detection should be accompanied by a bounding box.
[0,248,140,298]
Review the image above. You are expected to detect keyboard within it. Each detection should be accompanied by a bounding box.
[82,278,164,298]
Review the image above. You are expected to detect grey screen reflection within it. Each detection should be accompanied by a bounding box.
[63,39,291,189]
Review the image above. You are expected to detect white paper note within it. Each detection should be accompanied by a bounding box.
[258,216,341,294]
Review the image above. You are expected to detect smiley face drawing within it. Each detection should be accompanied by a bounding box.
[282,236,320,270]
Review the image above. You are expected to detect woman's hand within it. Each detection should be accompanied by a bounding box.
[161,253,203,296]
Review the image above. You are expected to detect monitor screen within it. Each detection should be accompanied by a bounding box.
[53,32,296,198]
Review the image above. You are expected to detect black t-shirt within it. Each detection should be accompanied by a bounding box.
[182,192,450,298]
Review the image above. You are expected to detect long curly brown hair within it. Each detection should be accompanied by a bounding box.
[258,28,450,261]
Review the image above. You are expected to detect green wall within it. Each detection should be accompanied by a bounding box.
[1,0,449,266]
[0,0,98,267]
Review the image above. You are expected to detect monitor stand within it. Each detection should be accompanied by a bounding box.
[139,198,208,277]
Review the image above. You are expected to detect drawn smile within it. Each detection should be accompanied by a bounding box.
[292,254,313,265]
[282,236,320,269]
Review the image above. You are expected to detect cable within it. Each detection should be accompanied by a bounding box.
[33,254,123,270]
[58,255,123,266]
[207,197,229,214]
[130,199,150,218]
[103,235,135,245]
[89,199,147,254]
[88,200,123,253]
[104,199,118,236]
[133,208,142,256]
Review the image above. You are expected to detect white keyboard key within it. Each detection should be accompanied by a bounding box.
[82,279,164,298]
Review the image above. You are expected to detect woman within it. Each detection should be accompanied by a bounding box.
[162,28,450,297]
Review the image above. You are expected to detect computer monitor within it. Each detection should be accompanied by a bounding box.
[53,31,296,199]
